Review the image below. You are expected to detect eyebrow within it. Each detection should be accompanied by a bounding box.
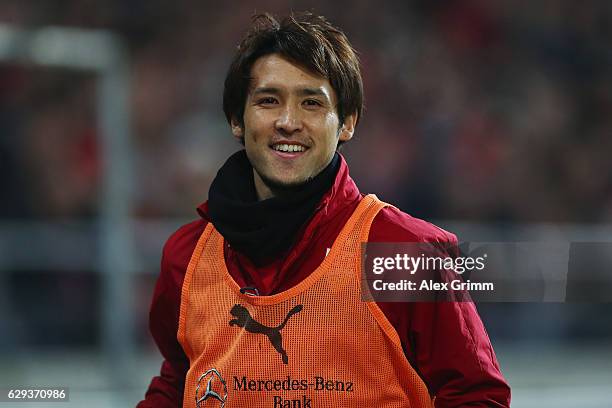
[252,86,331,100]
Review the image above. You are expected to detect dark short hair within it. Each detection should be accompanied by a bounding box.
[223,12,364,131]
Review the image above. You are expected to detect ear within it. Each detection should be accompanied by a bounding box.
[231,117,244,139]
[338,112,357,142]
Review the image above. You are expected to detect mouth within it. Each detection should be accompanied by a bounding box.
[269,141,309,157]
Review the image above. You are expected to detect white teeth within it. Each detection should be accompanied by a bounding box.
[273,144,305,152]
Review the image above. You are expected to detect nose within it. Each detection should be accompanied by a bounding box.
[274,105,303,134]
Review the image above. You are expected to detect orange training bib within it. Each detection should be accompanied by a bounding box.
[178,195,433,408]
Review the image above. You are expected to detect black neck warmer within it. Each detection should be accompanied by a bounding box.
[208,150,340,263]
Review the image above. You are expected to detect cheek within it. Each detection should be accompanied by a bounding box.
[320,113,340,145]
[244,110,272,140]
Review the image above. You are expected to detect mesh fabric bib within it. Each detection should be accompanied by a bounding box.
[178,194,433,407]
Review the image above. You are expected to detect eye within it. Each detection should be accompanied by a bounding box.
[257,97,277,105]
[303,99,322,107]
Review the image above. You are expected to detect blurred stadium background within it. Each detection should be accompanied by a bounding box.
[0,1,611,407]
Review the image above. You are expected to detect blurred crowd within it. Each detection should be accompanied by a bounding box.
[2,0,612,353]
[1,0,611,222]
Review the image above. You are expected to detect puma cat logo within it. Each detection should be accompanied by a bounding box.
[229,304,303,364]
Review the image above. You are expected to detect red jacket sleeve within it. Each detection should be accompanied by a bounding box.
[370,206,511,407]
[137,220,206,407]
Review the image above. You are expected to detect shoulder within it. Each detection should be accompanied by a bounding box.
[369,204,458,246]
[160,219,209,286]
[163,219,209,255]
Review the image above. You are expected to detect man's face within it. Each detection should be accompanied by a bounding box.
[232,53,355,199]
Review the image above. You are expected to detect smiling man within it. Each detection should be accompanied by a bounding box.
[235,53,355,199]
[138,13,510,408]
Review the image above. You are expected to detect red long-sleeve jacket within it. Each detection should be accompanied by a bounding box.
[138,156,511,407]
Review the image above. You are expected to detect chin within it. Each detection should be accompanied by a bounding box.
[261,173,310,191]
